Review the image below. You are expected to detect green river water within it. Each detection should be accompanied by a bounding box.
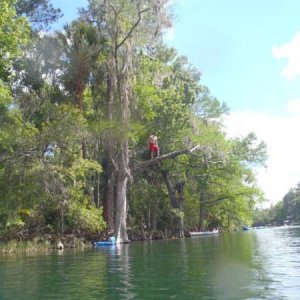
[1,226,300,299]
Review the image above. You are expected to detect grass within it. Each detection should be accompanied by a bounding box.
[0,240,51,254]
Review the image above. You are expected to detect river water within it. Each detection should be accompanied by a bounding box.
[1,226,300,299]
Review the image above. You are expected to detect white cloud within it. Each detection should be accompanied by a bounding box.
[224,109,300,206]
[164,27,175,41]
[272,32,300,80]
[286,99,300,114]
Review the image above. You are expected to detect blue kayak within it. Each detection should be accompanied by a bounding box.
[93,236,116,247]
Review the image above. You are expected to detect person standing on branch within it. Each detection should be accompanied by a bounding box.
[148,133,160,159]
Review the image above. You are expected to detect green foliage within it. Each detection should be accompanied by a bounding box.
[66,202,106,234]
[0,0,269,241]
[0,81,11,114]
[0,99,103,238]
[0,0,29,80]
[129,177,180,235]
[231,132,267,166]
[194,88,229,119]
[254,183,300,226]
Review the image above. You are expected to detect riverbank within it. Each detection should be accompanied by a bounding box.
[0,230,178,254]
[0,235,91,254]
[0,228,194,254]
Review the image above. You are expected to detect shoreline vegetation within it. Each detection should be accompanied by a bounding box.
[0,235,88,254]
[2,224,300,254]
[0,229,197,254]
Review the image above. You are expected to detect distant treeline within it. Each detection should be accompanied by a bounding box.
[253,183,300,226]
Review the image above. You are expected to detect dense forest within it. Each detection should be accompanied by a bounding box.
[0,0,267,244]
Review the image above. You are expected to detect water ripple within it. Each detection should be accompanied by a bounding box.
[1,227,300,299]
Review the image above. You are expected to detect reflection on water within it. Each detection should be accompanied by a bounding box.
[0,226,300,299]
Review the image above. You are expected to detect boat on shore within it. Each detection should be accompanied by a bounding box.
[189,229,219,237]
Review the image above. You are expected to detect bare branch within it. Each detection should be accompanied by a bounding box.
[133,145,200,170]
[116,8,151,50]
[108,2,117,16]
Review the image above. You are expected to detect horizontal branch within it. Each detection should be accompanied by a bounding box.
[133,145,200,170]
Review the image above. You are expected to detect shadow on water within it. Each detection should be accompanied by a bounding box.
[1,227,300,299]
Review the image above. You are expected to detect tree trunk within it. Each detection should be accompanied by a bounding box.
[175,181,185,238]
[114,142,129,243]
[199,191,207,231]
[102,150,115,229]
[161,170,177,208]
[115,175,128,242]
[162,171,186,237]
[91,0,172,243]
[102,75,115,229]
[76,77,87,159]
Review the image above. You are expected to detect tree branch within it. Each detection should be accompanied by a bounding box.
[133,145,200,170]
[116,8,150,50]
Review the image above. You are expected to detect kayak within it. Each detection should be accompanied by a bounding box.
[93,236,116,247]
[94,241,115,247]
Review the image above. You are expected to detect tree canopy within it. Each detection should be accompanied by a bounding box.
[0,0,267,243]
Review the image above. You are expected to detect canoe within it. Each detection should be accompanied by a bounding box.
[189,229,219,237]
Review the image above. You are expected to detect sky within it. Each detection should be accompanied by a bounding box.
[50,0,300,207]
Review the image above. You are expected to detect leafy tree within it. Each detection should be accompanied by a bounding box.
[0,0,271,242]
[80,0,173,242]
[0,103,105,238]
[56,21,101,112]
[183,119,266,231]
[0,0,29,81]
[1,17,106,238]
[258,184,300,226]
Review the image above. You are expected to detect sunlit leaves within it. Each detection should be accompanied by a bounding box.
[0,0,29,80]
[66,202,106,234]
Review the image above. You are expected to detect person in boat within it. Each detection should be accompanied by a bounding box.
[148,132,160,159]
[108,236,116,244]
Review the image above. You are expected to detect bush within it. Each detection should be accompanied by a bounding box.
[66,202,106,235]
